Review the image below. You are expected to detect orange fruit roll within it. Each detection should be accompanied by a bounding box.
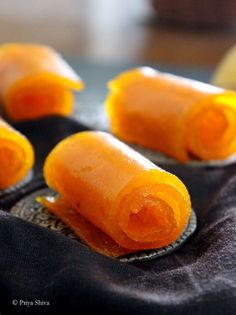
[0,117,34,189]
[105,67,236,162]
[41,131,191,257]
[0,43,84,121]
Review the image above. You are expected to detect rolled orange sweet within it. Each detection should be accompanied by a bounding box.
[42,131,191,257]
[0,43,84,121]
[0,117,34,189]
[105,67,236,162]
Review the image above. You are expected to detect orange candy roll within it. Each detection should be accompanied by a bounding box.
[0,43,84,121]
[42,131,191,257]
[105,67,236,162]
[0,117,34,189]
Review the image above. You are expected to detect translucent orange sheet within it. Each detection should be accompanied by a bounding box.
[42,131,191,257]
[105,68,236,162]
[0,117,34,189]
[0,43,84,121]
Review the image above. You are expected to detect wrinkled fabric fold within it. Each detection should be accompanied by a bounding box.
[0,170,236,315]
[0,117,235,315]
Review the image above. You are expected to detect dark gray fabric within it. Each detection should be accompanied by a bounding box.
[0,116,235,315]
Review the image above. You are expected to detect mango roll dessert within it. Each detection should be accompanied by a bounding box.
[41,131,191,257]
[0,43,84,121]
[0,117,34,189]
[105,68,236,162]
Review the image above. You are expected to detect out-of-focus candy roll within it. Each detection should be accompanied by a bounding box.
[105,67,236,162]
[0,43,84,121]
[211,45,236,90]
[42,131,191,257]
[0,117,34,189]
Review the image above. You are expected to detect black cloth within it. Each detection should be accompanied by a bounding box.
[0,116,236,315]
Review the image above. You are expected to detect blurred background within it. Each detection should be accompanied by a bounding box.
[1,0,235,66]
[1,0,235,126]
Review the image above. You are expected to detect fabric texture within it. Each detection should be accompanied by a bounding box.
[0,116,235,315]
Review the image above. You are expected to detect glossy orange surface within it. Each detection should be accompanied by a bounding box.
[105,68,236,162]
[43,131,191,257]
[0,43,84,121]
[0,117,34,189]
